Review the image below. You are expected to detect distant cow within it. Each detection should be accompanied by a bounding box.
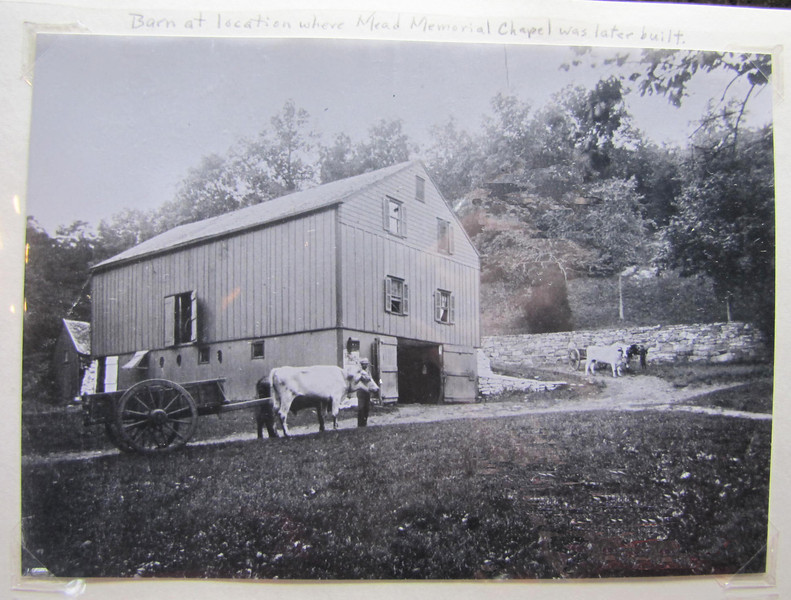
[626,344,649,370]
[585,343,629,377]
[256,365,380,438]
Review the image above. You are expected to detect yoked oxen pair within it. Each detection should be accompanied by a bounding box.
[585,342,630,377]
[255,364,380,438]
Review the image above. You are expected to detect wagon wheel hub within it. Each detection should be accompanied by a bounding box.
[149,408,169,426]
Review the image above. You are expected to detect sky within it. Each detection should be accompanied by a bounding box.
[25,34,774,234]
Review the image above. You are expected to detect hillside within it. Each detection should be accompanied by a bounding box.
[454,185,729,335]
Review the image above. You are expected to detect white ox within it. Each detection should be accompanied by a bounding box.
[256,365,380,437]
[585,343,629,377]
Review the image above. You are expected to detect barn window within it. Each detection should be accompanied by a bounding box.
[164,291,198,346]
[383,197,406,237]
[437,218,454,254]
[251,340,265,359]
[198,347,210,364]
[385,276,409,316]
[416,176,425,202]
[435,290,455,324]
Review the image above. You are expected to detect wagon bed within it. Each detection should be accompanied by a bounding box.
[82,378,271,454]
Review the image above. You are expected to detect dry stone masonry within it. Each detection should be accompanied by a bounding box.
[481,322,770,373]
[476,349,567,397]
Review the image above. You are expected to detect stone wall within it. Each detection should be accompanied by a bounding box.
[481,322,771,371]
[476,349,566,397]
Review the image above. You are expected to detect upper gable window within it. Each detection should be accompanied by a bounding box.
[384,197,406,237]
[415,176,426,202]
[437,218,454,254]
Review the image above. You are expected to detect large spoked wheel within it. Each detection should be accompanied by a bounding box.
[115,379,198,453]
[568,348,582,371]
[104,421,135,453]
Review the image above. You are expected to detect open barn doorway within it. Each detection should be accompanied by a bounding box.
[397,339,442,404]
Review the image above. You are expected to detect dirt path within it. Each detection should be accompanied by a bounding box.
[23,375,769,467]
[365,374,771,426]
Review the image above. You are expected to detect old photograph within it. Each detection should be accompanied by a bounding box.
[19,26,774,585]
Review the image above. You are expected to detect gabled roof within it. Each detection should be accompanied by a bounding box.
[93,161,416,271]
[63,319,91,355]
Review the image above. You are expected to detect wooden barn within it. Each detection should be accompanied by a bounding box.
[86,161,480,405]
[52,319,91,402]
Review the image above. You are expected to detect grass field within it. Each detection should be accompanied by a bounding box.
[21,366,772,580]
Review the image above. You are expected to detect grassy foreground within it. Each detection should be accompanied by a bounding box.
[22,407,771,580]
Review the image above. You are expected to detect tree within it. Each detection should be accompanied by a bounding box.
[156,154,239,231]
[663,119,774,338]
[96,207,158,258]
[243,98,316,193]
[154,100,317,231]
[537,178,649,275]
[354,118,416,173]
[631,50,770,110]
[23,218,96,401]
[478,93,534,187]
[424,117,483,201]
[611,140,682,229]
[566,49,771,146]
[317,118,417,184]
[317,133,357,184]
[475,83,636,201]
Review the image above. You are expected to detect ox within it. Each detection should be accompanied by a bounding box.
[626,344,649,370]
[585,343,629,377]
[255,365,380,438]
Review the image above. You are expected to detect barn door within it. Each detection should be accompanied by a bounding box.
[442,346,477,403]
[374,337,399,404]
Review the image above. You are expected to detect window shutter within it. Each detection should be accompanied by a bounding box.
[401,205,407,237]
[402,283,409,315]
[449,225,455,254]
[164,295,176,347]
[434,290,440,322]
[383,197,390,232]
[449,294,456,324]
[384,277,392,313]
[190,290,199,343]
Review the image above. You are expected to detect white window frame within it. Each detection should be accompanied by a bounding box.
[383,196,407,237]
[435,289,455,325]
[385,276,409,316]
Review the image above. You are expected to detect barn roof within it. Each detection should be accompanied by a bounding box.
[93,161,416,270]
[63,319,91,355]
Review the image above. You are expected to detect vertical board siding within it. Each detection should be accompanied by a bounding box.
[339,223,479,348]
[91,163,481,360]
[92,208,337,356]
[337,163,480,349]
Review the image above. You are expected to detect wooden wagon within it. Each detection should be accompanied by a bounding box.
[567,347,587,371]
[82,378,271,454]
